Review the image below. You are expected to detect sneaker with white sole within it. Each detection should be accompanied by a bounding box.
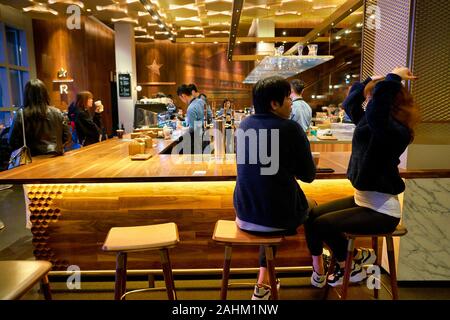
[327,261,367,287]
[251,279,281,300]
[311,270,326,288]
[251,285,271,300]
[354,248,377,266]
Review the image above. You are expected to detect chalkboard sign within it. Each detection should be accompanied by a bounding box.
[118,73,131,97]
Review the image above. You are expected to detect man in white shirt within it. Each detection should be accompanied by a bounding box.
[290,79,312,133]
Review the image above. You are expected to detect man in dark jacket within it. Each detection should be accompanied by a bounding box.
[233,76,316,299]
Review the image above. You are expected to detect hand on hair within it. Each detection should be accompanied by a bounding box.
[370,75,384,81]
[391,67,418,81]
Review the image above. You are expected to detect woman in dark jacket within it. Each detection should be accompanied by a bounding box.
[304,67,420,288]
[73,91,102,146]
[9,79,71,156]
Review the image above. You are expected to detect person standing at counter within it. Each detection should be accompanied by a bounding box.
[198,93,213,125]
[9,79,71,156]
[177,84,205,153]
[304,67,420,288]
[289,79,312,133]
[233,76,316,300]
[73,91,103,146]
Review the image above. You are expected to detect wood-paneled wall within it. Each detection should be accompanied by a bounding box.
[136,42,254,112]
[32,16,115,134]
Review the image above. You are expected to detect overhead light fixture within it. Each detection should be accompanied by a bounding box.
[191,41,195,44]
[282,31,286,36]
[48,0,84,8]
[344,30,351,34]
[335,36,341,39]
[214,41,218,44]
[356,22,363,28]
[23,3,58,15]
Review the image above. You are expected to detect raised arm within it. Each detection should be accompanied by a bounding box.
[366,74,402,133]
[342,77,372,124]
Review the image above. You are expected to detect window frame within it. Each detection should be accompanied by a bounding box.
[0,22,30,130]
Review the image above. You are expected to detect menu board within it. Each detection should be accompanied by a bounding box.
[118,73,131,97]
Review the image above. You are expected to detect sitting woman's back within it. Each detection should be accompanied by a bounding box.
[8,79,71,156]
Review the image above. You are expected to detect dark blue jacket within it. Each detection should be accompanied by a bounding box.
[344,74,411,195]
[233,113,316,230]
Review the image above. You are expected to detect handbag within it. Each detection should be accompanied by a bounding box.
[8,108,32,169]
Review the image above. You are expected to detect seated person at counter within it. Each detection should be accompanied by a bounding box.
[233,76,316,300]
[176,84,205,153]
[9,79,71,156]
[289,79,312,133]
[304,67,420,288]
[73,91,103,146]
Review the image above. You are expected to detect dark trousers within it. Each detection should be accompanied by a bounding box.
[304,196,400,262]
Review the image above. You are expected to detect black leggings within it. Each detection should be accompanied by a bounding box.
[304,196,400,262]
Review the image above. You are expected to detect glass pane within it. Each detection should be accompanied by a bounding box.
[0,67,9,107]
[9,69,21,107]
[5,26,27,67]
[6,26,20,65]
[0,109,13,130]
[0,23,5,63]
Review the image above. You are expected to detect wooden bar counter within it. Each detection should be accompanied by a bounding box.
[0,137,448,272]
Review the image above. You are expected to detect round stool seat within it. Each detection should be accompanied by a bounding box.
[213,220,283,245]
[343,224,408,238]
[102,222,179,252]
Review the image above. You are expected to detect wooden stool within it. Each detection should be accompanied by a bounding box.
[102,222,179,300]
[0,260,52,300]
[212,220,284,300]
[324,224,407,300]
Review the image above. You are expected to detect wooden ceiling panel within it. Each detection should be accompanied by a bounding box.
[204,2,232,12]
[167,8,198,17]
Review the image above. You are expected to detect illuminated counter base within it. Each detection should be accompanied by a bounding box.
[24,179,367,271]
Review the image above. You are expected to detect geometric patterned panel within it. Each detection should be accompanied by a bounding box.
[410,0,450,122]
[361,0,411,79]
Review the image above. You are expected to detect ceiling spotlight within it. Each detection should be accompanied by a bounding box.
[86,9,92,12]
[214,41,218,44]
[335,36,341,39]
[282,31,286,36]
[236,41,241,44]
[191,41,195,44]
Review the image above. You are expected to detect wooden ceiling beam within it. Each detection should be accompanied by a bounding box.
[176,36,330,43]
[284,0,363,55]
[227,0,244,61]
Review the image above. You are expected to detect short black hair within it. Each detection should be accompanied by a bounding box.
[188,83,198,93]
[177,84,192,96]
[252,76,291,114]
[290,79,305,95]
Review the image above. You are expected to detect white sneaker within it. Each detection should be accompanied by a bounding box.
[251,279,280,300]
[251,285,271,300]
[354,248,377,266]
[311,271,326,288]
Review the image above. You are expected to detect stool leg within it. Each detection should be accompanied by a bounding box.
[386,236,399,300]
[160,249,177,300]
[220,246,232,300]
[372,236,379,299]
[342,238,355,300]
[265,246,278,300]
[114,252,127,300]
[40,275,52,300]
[322,254,336,300]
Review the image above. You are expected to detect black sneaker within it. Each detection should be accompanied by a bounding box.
[327,262,367,287]
[354,248,377,266]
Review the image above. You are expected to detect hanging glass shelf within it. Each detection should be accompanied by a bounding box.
[243,55,334,84]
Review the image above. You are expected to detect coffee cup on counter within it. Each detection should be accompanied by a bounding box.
[117,129,124,139]
[312,152,320,167]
